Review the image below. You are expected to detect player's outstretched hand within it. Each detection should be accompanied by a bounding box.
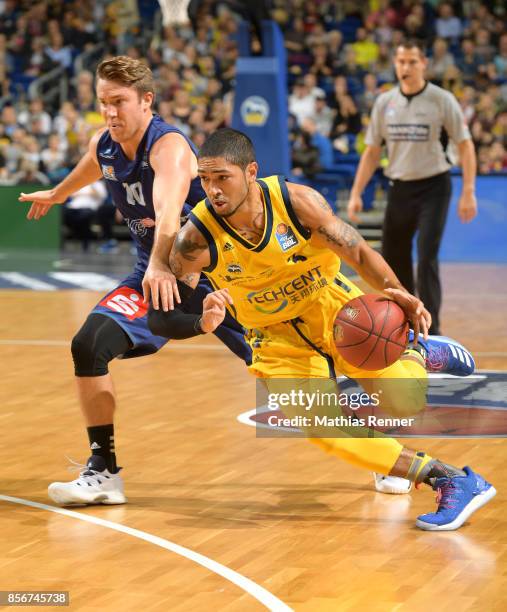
[384,288,431,341]
[200,289,233,333]
[143,263,180,311]
[18,189,62,220]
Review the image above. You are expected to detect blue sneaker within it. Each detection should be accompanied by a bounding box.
[98,239,119,254]
[409,331,475,376]
[416,467,496,531]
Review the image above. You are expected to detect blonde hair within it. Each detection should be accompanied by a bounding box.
[96,56,155,98]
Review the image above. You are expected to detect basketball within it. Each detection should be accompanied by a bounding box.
[333,294,409,370]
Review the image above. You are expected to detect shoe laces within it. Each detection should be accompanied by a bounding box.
[65,456,109,484]
[426,345,448,370]
[435,479,460,510]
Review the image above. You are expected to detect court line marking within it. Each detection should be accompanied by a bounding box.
[0,494,292,612]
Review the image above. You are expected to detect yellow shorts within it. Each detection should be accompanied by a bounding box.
[246,271,426,384]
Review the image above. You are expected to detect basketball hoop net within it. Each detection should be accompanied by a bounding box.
[157,0,191,25]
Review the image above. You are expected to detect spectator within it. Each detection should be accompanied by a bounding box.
[2,127,26,174]
[435,2,462,42]
[358,73,379,115]
[459,86,477,125]
[0,32,14,75]
[493,33,507,78]
[20,135,42,168]
[45,31,73,70]
[291,129,322,180]
[289,80,316,126]
[492,111,507,146]
[0,0,20,38]
[172,89,193,125]
[405,4,431,41]
[24,36,56,77]
[1,105,20,139]
[457,39,480,81]
[327,30,345,70]
[309,43,333,79]
[488,141,507,172]
[303,73,326,99]
[63,180,108,252]
[474,28,496,64]
[352,27,379,70]
[342,46,365,89]
[13,158,50,185]
[18,99,52,136]
[41,133,69,183]
[330,94,362,148]
[427,38,455,84]
[313,93,335,137]
[301,117,333,170]
[373,42,396,82]
[374,14,394,46]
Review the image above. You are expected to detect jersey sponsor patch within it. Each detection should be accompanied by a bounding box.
[387,124,430,141]
[275,223,299,252]
[101,165,118,181]
[100,287,148,320]
[227,263,243,274]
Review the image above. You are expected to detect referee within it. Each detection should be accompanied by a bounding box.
[347,40,477,335]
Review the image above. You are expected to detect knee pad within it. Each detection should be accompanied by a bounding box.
[71,314,131,377]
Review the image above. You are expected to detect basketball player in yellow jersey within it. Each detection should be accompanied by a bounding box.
[148,128,495,531]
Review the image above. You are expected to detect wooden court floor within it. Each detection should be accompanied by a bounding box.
[0,264,506,611]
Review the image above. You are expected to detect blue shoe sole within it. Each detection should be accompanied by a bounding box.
[415,485,497,531]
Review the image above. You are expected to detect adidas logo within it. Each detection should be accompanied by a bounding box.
[223,242,234,251]
[90,442,101,450]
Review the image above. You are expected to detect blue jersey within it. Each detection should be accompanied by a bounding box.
[96,115,204,263]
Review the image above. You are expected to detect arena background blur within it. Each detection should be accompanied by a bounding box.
[0,3,506,609]
[0,0,506,274]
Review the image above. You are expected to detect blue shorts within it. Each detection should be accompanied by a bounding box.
[91,265,252,364]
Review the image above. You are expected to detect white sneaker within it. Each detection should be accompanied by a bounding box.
[374,473,413,495]
[48,456,126,506]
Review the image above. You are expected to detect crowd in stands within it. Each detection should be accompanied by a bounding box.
[0,0,506,199]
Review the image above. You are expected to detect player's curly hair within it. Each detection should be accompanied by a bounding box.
[198,128,256,169]
[96,56,155,99]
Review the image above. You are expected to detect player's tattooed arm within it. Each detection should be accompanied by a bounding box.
[287,181,405,294]
[169,221,210,289]
[287,182,364,254]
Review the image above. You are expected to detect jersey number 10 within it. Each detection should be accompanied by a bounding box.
[123,181,146,207]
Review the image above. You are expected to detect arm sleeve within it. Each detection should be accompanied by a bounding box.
[147,280,205,339]
[442,91,471,144]
[364,97,384,146]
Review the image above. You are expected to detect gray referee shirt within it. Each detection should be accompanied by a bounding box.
[365,82,471,180]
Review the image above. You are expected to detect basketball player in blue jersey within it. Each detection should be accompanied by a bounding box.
[149,128,495,530]
[18,56,251,506]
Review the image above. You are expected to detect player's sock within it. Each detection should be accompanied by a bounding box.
[404,452,466,484]
[403,450,434,482]
[419,459,466,485]
[87,424,118,473]
[400,343,427,376]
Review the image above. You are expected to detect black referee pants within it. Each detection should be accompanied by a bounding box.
[382,171,451,335]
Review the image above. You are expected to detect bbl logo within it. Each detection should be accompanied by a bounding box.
[240,96,270,127]
[275,223,299,252]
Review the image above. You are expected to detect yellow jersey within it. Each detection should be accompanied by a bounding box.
[189,175,342,329]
